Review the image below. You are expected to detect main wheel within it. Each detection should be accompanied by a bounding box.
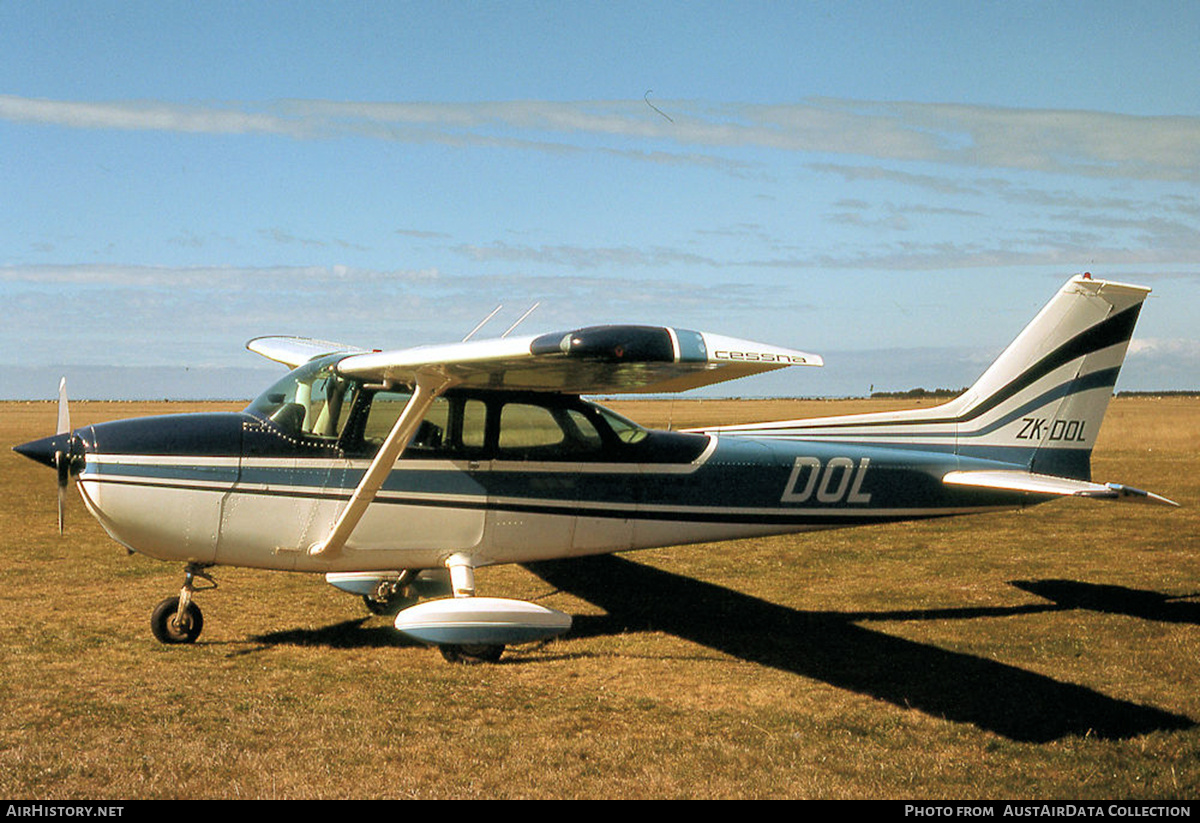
[362,592,415,616]
[439,643,504,664]
[150,596,203,644]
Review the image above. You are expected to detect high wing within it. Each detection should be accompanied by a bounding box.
[248,324,819,559]
[247,336,368,369]
[329,325,821,394]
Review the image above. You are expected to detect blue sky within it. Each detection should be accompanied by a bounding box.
[2,1,1198,399]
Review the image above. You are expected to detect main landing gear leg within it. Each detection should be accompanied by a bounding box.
[438,555,504,665]
[150,563,215,644]
[363,570,416,616]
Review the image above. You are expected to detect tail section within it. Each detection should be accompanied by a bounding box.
[700,275,1151,482]
[946,274,1148,479]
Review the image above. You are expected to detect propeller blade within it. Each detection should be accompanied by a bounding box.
[56,377,72,533]
[57,473,66,534]
[57,377,70,435]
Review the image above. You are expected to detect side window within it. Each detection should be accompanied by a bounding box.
[362,391,452,456]
[565,409,604,450]
[497,402,606,460]
[499,404,563,451]
[362,391,415,446]
[345,393,611,460]
[356,392,491,459]
[462,399,487,450]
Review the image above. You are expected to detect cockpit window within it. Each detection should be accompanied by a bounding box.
[245,355,356,440]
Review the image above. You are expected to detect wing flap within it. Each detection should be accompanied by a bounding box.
[943,469,1178,507]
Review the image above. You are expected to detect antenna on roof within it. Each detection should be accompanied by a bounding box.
[462,305,503,342]
[502,303,541,338]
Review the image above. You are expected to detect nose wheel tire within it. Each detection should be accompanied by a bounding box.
[439,643,504,664]
[151,596,204,644]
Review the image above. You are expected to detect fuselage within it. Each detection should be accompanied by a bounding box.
[16,276,1159,580]
[67,382,1027,574]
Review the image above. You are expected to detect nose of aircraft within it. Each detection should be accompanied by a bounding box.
[14,430,88,534]
[13,432,77,469]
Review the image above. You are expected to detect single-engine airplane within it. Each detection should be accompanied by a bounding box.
[14,274,1177,663]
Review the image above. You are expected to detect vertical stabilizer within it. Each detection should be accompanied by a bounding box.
[691,275,1151,483]
[951,275,1149,479]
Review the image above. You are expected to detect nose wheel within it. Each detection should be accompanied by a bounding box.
[150,564,215,644]
[150,596,203,643]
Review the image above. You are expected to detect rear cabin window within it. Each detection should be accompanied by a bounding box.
[496,402,604,459]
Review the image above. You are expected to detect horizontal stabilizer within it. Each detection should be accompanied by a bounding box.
[943,470,1178,507]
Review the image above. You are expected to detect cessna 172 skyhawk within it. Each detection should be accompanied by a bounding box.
[14,274,1176,663]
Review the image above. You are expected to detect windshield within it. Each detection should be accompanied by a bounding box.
[245,354,356,439]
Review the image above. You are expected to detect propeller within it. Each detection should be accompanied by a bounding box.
[55,378,71,533]
[12,377,84,534]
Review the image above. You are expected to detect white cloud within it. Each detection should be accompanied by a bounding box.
[451,241,722,269]
[0,95,310,137]
[1127,337,1200,359]
[5,95,1200,182]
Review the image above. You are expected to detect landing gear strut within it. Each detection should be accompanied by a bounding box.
[362,570,417,616]
[437,555,505,665]
[150,564,215,644]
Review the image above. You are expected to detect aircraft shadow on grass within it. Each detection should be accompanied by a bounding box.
[241,556,1194,743]
[521,555,1195,744]
[1009,579,1200,625]
[244,618,413,653]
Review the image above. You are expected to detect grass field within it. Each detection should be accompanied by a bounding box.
[1,397,1196,799]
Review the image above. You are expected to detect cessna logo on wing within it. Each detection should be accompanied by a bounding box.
[714,349,811,364]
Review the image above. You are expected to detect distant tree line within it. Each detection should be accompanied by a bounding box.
[869,387,967,399]
[1115,390,1200,397]
[868,388,1199,399]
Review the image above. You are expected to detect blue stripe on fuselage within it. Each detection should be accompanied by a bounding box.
[82,433,1030,520]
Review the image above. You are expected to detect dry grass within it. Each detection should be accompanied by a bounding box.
[0,398,1197,799]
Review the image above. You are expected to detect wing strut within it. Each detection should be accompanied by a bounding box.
[310,371,455,557]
